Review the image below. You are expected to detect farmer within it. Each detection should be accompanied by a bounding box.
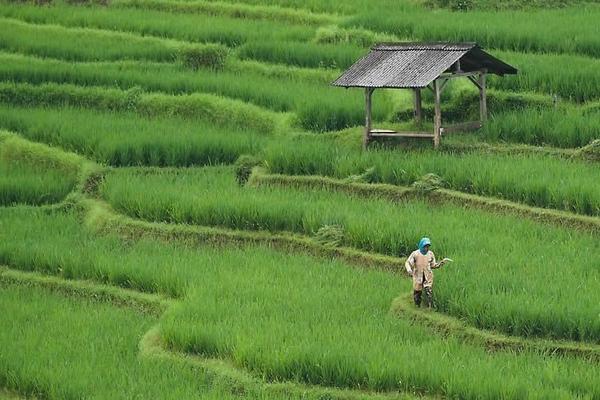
[404,237,447,308]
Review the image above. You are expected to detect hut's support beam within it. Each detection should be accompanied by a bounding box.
[413,88,422,126]
[363,87,374,150]
[479,71,487,123]
[433,79,442,149]
[467,70,488,124]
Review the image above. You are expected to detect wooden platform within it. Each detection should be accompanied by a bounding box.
[369,129,434,139]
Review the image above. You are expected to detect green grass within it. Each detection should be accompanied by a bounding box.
[1,207,600,398]
[489,50,600,102]
[0,3,316,47]
[237,40,365,69]
[99,166,600,341]
[264,134,600,216]
[0,17,196,63]
[0,52,393,131]
[112,0,339,26]
[0,105,267,166]
[173,0,419,14]
[2,0,600,396]
[0,162,74,206]
[482,107,600,148]
[426,0,590,10]
[0,82,280,133]
[0,130,85,205]
[346,5,600,57]
[0,283,265,399]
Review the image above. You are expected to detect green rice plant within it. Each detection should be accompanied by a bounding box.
[482,107,600,148]
[2,207,600,397]
[489,50,600,102]
[98,166,600,342]
[0,162,75,205]
[264,135,600,216]
[426,0,588,10]
[313,25,396,47]
[112,0,338,26]
[0,3,315,47]
[346,5,600,57]
[177,44,228,70]
[0,283,271,399]
[237,40,365,69]
[0,105,266,166]
[0,55,392,131]
[0,82,280,133]
[0,17,190,62]
[0,131,85,204]
[230,58,338,84]
[172,0,420,14]
[394,86,555,124]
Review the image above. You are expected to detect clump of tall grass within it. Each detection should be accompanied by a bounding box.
[3,207,600,398]
[411,173,447,194]
[264,135,600,216]
[572,139,600,162]
[234,154,262,185]
[313,25,395,47]
[0,82,280,133]
[0,105,267,166]
[0,3,315,47]
[177,44,228,70]
[313,224,345,247]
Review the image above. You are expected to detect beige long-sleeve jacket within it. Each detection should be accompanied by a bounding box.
[405,250,441,290]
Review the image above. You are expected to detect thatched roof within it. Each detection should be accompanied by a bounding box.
[332,42,517,88]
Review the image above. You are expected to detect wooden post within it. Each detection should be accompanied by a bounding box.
[479,71,487,124]
[363,87,373,150]
[413,88,422,126]
[433,79,442,149]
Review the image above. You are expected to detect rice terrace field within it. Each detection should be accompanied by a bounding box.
[1,0,600,398]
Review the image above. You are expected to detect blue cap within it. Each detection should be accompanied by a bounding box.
[418,237,431,254]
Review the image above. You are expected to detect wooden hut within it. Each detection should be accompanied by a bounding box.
[332,42,517,149]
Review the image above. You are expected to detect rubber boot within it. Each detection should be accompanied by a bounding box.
[424,287,433,308]
[413,290,422,307]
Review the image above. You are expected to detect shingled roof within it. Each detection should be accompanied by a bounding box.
[332,42,517,88]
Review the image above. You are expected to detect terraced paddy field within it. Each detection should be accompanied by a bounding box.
[1,0,599,398]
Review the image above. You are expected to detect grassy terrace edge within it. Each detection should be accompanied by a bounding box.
[75,192,600,358]
[249,168,600,233]
[5,195,600,372]
[391,294,600,361]
[79,195,405,271]
[0,267,423,400]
